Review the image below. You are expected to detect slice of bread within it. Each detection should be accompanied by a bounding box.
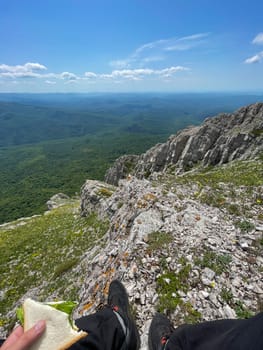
[23,298,87,350]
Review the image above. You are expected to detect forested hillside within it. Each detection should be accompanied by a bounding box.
[0,93,262,224]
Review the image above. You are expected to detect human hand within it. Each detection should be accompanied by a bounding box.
[1,320,46,350]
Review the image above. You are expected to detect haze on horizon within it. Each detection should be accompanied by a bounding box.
[0,0,263,93]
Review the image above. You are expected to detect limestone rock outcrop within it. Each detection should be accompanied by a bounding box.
[78,175,263,350]
[105,155,139,186]
[80,180,116,218]
[46,193,70,210]
[105,103,263,184]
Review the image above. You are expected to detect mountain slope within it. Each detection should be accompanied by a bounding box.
[0,103,262,350]
[105,103,263,185]
[79,158,263,348]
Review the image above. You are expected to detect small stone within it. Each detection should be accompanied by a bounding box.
[199,290,209,299]
[212,216,218,223]
[253,285,263,294]
[209,293,219,306]
[109,248,118,257]
[178,290,186,297]
[232,277,241,288]
[203,268,216,280]
[152,294,158,304]
[239,240,249,250]
[134,292,140,301]
[223,305,236,319]
[140,294,146,305]
[164,278,171,284]
[126,282,136,297]
[201,268,216,286]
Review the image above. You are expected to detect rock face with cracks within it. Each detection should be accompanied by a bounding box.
[105,103,263,185]
[80,104,263,349]
[79,175,263,350]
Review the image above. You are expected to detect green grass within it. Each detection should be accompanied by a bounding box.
[220,289,254,319]
[0,200,109,319]
[220,288,234,304]
[234,300,254,319]
[179,160,263,187]
[156,262,202,323]
[97,187,115,197]
[195,250,232,275]
[161,159,263,217]
[235,220,255,232]
[157,265,191,312]
[147,231,173,251]
[157,264,191,312]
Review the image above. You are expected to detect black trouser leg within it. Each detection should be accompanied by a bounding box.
[68,307,126,350]
[166,312,263,350]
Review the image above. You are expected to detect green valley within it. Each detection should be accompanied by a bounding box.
[0,93,262,223]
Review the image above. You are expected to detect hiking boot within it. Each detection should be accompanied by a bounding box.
[149,313,175,350]
[108,280,140,350]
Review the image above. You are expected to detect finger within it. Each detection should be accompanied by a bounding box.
[10,320,46,350]
[1,326,24,349]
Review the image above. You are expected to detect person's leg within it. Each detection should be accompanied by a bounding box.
[150,312,263,350]
[69,280,140,350]
[68,307,126,350]
[149,313,175,350]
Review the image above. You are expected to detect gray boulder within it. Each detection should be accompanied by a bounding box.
[105,154,139,186]
[46,193,70,210]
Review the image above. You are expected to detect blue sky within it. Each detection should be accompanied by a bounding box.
[0,0,263,93]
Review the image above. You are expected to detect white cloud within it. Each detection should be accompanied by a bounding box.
[252,33,263,45]
[109,33,209,69]
[244,33,263,64]
[84,72,97,78]
[60,71,78,80]
[142,56,165,63]
[133,38,168,56]
[165,33,210,52]
[244,52,263,64]
[24,62,47,71]
[64,79,78,85]
[109,60,130,69]
[45,80,56,85]
[100,66,189,80]
[157,66,189,76]
[0,71,42,78]
[0,62,47,78]
[178,33,210,41]
[101,69,143,80]
[0,60,189,86]
[134,33,210,55]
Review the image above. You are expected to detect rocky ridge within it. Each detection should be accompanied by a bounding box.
[76,165,263,349]
[77,104,263,349]
[105,103,263,185]
[0,103,262,350]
